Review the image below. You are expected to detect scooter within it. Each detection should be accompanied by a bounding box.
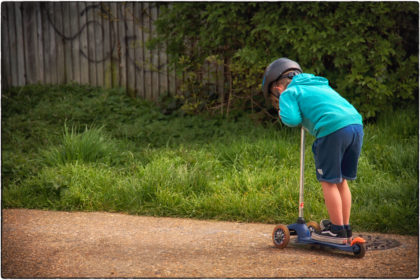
[272,127,366,258]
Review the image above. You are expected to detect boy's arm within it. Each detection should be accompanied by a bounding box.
[279,90,302,127]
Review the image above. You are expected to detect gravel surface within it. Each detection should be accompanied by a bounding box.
[2,209,418,278]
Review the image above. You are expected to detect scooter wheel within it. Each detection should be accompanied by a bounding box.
[353,242,366,258]
[306,221,321,234]
[272,224,290,249]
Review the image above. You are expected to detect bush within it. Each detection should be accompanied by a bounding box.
[150,2,419,120]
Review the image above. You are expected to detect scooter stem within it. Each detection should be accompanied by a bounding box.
[298,126,305,220]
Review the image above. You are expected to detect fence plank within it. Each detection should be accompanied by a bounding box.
[150,4,159,101]
[94,2,104,87]
[118,3,127,89]
[69,2,80,83]
[101,3,112,88]
[35,3,45,84]
[1,3,12,89]
[8,3,18,86]
[125,2,136,96]
[43,2,58,84]
[156,7,169,97]
[14,2,26,86]
[22,3,38,84]
[62,2,73,83]
[143,2,152,101]
[54,3,65,84]
[110,3,121,87]
[89,2,98,86]
[78,2,89,85]
[40,3,49,84]
[85,2,96,86]
[133,2,145,98]
[101,2,112,88]
[109,2,118,88]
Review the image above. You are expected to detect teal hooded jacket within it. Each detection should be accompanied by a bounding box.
[279,73,363,138]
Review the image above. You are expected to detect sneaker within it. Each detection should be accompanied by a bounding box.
[319,220,353,244]
[320,219,331,231]
[312,225,347,245]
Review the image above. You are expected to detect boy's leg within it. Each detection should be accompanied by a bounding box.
[312,125,362,244]
[313,181,348,244]
[337,179,351,225]
[321,180,351,226]
[321,181,343,226]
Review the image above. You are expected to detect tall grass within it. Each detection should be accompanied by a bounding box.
[2,84,418,234]
[42,125,117,166]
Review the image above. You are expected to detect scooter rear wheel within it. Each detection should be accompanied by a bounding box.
[353,242,366,258]
[272,224,290,249]
[306,221,321,234]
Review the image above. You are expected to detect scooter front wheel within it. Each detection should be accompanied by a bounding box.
[272,224,290,249]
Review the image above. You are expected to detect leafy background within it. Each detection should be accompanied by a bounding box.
[149,2,418,120]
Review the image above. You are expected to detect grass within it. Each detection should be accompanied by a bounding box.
[2,84,418,234]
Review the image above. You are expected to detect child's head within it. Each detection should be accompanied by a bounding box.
[262,58,302,107]
[270,70,299,95]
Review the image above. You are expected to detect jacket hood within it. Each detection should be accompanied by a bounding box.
[290,73,329,87]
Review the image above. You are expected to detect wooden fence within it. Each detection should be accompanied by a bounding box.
[1,2,197,101]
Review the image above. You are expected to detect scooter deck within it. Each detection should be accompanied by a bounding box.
[288,222,364,253]
[294,236,356,252]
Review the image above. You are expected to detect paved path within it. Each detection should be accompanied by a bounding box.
[2,209,418,278]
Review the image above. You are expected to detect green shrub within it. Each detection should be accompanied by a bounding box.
[150,2,418,120]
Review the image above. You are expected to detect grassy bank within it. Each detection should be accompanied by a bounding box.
[2,84,418,234]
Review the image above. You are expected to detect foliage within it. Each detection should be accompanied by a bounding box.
[150,2,418,120]
[2,84,418,234]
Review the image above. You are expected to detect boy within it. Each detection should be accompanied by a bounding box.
[262,58,364,244]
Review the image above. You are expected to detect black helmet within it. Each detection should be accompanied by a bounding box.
[261,57,302,101]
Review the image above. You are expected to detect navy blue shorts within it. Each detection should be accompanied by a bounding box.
[312,124,364,183]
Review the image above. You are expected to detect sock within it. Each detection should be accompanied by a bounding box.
[344,224,352,237]
[331,224,345,233]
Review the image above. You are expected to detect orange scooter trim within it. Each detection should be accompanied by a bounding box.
[351,237,366,246]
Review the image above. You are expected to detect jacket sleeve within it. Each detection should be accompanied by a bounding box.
[279,89,302,127]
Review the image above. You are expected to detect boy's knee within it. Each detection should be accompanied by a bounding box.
[320,181,337,190]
